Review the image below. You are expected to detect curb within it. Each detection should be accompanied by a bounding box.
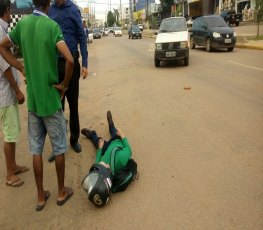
[235,42,263,50]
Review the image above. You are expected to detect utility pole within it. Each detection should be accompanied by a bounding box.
[120,0,122,28]
[146,0,148,21]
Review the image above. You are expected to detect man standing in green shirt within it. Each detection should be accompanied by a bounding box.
[0,0,74,211]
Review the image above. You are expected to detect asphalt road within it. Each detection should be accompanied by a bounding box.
[0,34,262,229]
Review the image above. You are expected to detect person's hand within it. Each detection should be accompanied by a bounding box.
[16,89,25,104]
[53,82,67,99]
[81,67,88,79]
[116,128,125,139]
[98,138,104,149]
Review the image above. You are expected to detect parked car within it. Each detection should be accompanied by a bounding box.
[220,9,242,26]
[113,27,122,37]
[109,27,113,33]
[189,15,236,52]
[104,28,109,36]
[154,17,189,67]
[138,24,143,31]
[87,28,93,43]
[128,25,142,39]
[93,28,102,39]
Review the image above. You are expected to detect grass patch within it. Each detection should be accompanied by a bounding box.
[247,35,263,40]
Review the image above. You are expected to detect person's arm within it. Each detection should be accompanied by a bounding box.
[4,67,25,104]
[0,36,24,75]
[116,128,132,162]
[53,41,74,98]
[95,149,103,163]
[73,7,88,79]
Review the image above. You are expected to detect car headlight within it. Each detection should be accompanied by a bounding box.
[156,43,162,50]
[233,32,236,37]
[180,41,188,48]
[213,32,221,38]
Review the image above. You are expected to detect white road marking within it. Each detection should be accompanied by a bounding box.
[229,61,263,71]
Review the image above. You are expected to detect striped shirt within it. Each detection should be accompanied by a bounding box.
[0,18,20,108]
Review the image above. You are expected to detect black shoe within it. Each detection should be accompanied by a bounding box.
[81,128,92,139]
[48,153,55,162]
[107,110,114,126]
[71,142,82,153]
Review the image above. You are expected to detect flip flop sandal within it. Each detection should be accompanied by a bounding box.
[57,189,74,206]
[15,166,29,175]
[36,191,50,211]
[6,178,24,187]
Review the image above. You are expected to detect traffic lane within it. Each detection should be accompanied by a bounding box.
[95,36,263,148]
[94,35,263,152]
[80,37,263,229]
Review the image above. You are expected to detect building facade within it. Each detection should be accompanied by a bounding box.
[129,0,256,23]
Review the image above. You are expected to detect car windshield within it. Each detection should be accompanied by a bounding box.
[132,26,140,31]
[114,27,121,31]
[93,28,100,32]
[206,17,227,27]
[159,18,187,33]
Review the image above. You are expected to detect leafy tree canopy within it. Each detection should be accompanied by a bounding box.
[107,11,115,27]
[160,0,174,11]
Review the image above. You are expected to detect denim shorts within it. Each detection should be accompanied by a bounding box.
[28,109,67,156]
[0,104,20,142]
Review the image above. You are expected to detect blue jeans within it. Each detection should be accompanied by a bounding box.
[89,124,119,156]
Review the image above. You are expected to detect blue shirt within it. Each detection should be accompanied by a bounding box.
[49,0,88,68]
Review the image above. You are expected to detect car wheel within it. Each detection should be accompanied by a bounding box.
[184,56,189,66]
[190,36,195,49]
[227,47,234,52]
[236,22,239,26]
[129,35,130,39]
[140,36,142,39]
[154,58,160,67]
[206,38,212,52]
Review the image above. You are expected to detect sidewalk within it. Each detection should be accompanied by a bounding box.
[236,38,263,50]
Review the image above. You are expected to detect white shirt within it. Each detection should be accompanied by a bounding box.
[0,18,21,108]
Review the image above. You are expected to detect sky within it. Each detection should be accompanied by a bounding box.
[76,0,130,20]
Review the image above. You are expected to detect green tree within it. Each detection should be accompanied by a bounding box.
[160,0,174,17]
[113,9,120,26]
[150,15,158,29]
[107,11,115,27]
[255,0,263,37]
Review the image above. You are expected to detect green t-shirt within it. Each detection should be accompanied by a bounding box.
[9,14,64,116]
[95,138,132,172]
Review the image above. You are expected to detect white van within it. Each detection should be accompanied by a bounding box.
[154,17,189,67]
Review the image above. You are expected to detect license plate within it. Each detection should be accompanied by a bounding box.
[225,39,231,43]
[166,51,176,57]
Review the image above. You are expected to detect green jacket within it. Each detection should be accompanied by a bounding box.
[95,138,132,172]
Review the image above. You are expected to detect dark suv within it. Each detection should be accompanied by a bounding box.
[128,25,142,39]
[190,15,236,52]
